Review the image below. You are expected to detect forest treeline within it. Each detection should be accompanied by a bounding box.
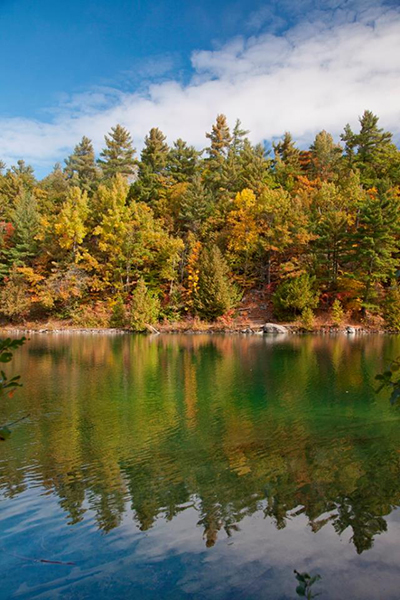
[1,110,400,329]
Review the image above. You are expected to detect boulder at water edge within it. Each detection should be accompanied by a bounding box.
[263,323,288,334]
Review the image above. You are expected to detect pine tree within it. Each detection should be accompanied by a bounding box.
[309,130,342,180]
[179,174,213,235]
[194,245,240,319]
[133,128,170,205]
[141,128,169,172]
[351,187,400,310]
[231,119,249,155]
[65,136,99,190]
[98,124,136,179]
[9,191,40,267]
[204,115,233,196]
[206,114,232,159]
[238,140,273,193]
[273,132,301,188]
[167,138,200,182]
[311,182,353,289]
[341,111,394,186]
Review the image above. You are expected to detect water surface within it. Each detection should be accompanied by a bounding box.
[1,333,400,599]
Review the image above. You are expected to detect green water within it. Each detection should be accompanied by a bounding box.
[1,333,400,599]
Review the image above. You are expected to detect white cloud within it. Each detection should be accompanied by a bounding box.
[1,1,399,174]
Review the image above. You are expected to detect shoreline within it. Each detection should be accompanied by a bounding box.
[1,322,398,335]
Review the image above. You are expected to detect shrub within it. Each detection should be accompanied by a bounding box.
[273,274,318,319]
[0,268,32,321]
[70,302,110,327]
[110,295,126,328]
[129,278,160,331]
[301,307,315,330]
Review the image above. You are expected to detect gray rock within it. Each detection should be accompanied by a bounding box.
[346,326,356,334]
[263,323,288,334]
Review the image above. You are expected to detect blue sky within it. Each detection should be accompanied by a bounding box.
[0,0,287,119]
[1,0,399,177]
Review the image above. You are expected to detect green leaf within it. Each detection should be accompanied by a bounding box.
[296,585,306,596]
[0,352,13,363]
[0,426,12,441]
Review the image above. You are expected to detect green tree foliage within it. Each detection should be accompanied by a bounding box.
[133,127,170,207]
[301,306,315,330]
[178,174,213,235]
[194,245,240,319]
[350,187,400,310]
[167,138,200,182]
[65,136,99,190]
[331,298,345,326]
[9,191,40,267]
[341,110,399,186]
[273,132,302,188]
[98,124,136,179]
[110,295,126,328]
[383,284,400,331]
[309,130,342,180]
[273,274,318,319]
[204,114,233,195]
[129,278,160,330]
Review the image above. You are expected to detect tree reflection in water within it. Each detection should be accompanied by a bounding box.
[1,332,400,555]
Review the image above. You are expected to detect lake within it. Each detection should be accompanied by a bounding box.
[1,333,400,599]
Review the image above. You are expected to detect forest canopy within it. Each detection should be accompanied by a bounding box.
[1,110,400,329]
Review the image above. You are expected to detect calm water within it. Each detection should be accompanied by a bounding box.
[1,333,400,600]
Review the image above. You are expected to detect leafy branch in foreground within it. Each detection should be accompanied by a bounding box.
[0,337,26,440]
[375,357,400,405]
[294,570,321,599]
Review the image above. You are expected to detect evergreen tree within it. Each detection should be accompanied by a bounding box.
[206,114,232,159]
[204,114,233,196]
[194,245,240,319]
[65,136,99,190]
[273,132,302,187]
[9,191,40,267]
[129,278,160,330]
[133,128,170,205]
[141,128,169,173]
[98,124,136,178]
[39,163,70,212]
[178,174,213,235]
[231,119,249,155]
[167,138,200,182]
[351,187,400,309]
[238,140,273,193]
[309,130,342,180]
[341,111,395,186]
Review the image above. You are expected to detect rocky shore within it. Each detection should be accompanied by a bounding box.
[0,322,397,335]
